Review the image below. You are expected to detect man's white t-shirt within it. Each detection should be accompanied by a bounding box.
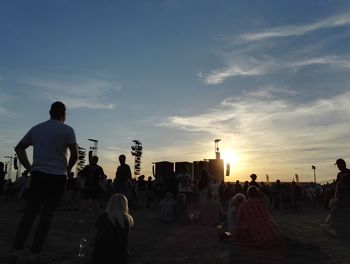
[19,119,76,176]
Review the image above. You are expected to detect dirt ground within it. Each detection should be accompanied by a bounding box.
[0,202,349,264]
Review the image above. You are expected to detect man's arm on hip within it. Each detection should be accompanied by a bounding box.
[15,142,31,171]
[67,143,78,173]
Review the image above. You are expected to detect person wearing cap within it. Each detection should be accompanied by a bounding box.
[321,158,350,237]
[10,101,78,264]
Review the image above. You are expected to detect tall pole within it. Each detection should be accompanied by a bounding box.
[312,165,316,183]
[214,139,221,159]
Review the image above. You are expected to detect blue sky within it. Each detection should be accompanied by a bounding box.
[1,0,350,182]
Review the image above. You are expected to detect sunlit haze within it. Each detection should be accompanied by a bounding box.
[1,1,350,183]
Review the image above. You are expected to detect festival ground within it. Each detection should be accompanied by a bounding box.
[1,203,349,264]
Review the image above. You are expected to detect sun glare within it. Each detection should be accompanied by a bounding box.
[221,149,239,168]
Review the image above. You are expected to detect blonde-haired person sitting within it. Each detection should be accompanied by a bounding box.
[92,193,134,264]
[227,193,246,233]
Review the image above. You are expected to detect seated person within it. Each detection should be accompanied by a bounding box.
[92,193,133,264]
[201,192,222,226]
[174,193,188,223]
[321,159,350,237]
[227,193,246,233]
[232,186,281,246]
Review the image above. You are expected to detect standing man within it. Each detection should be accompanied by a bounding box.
[114,154,132,197]
[322,158,350,237]
[79,155,105,219]
[10,101,78,264]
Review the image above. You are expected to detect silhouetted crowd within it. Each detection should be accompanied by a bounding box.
[0,164,339,219]
[2,157,349,264]
[2,101,349,264]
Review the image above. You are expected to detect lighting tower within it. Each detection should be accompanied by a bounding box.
[76,146,87,175]
[312,165,316,183]
[214,139,221,159]
[131,140,142,177]
[88,139,98,164]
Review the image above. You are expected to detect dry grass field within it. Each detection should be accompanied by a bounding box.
[0,203,349,264]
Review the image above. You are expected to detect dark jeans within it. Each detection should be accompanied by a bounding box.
[13,171,66,254]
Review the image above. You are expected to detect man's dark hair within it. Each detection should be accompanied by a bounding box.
[50,101,66,117]
[119,154,126,164]
[91,155,99,164]
[336,158,346,168]
[250,174,257,181]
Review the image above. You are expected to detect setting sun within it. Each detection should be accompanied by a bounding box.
[221,149,239,168]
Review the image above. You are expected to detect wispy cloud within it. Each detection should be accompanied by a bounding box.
[240,13,350,42]
[204,55,274,84]
[53,97,114,109]
[290,56,350,68]
[203,55,350,84]
[205,65,266,85]
[160,87,350,178]
[0,92,14,117]
[28,78,120,109]
[204,12,350,85]
[0,106,10,116]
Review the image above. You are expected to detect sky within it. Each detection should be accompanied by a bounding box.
[1,0,350,183]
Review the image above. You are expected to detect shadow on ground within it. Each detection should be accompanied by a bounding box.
[0,203,348,264]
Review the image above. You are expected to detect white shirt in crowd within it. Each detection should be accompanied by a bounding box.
[19,119,76,176]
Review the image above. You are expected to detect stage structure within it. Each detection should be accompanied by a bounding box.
[153,139,227,183]
[153,161,174,184]
[192,139,225,183]
[88,139,98,164]
[131,140,142,177]
[211,139,225,182]
[175,162,193,180]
